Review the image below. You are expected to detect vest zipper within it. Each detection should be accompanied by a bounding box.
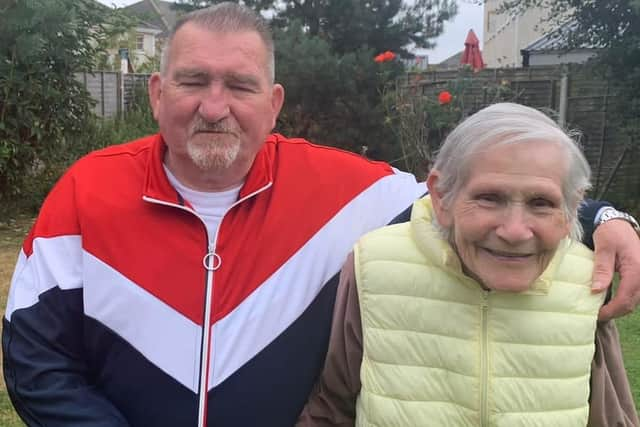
[480,291,490,427]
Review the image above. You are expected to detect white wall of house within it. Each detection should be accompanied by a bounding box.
[483,0,552,67]
[131,27,162,69]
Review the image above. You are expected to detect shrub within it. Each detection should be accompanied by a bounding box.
[0,0,125,206]
[383,74,519,179]
[0,89,157,217]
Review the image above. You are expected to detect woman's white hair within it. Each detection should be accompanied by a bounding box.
[159,2,275,82]
[430,102,591,241]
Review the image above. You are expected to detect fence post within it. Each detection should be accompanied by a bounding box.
[100,71,105,117]
[558,66,569,128]
[594,83,610,194]
[116,72,122,119]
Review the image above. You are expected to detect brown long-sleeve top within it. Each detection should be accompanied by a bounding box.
[297,253,640,427]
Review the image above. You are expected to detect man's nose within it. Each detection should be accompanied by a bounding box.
[495,205,534,243]
[198,84,230,122]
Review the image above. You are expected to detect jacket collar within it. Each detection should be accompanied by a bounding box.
[142,133,277,204]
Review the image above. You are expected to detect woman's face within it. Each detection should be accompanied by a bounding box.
[432,142,571,292]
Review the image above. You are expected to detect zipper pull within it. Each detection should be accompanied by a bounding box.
[481,290,490,307]
[203,251,222,271]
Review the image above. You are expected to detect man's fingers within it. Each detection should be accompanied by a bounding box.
[592,218,640,320]
[598,282,639,321]
[591,245,615,292]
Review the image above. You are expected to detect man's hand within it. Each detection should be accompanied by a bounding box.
[591,218,640,321]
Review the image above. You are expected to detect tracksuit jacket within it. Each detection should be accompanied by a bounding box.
[2,133,425,427]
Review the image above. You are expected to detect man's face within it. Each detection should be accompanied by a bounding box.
[431,142,571,292]
[149,24,284,186]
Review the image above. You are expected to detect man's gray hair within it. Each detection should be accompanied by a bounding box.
[159,2,275,82]
[431,102,591,241]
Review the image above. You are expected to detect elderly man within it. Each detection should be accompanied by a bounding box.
[298,103,639,426]
[2,4,640,427]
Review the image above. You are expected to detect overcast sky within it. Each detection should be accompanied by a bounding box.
[426,1,484,63]
[97,0,484,63]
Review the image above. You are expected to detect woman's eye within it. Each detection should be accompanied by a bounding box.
[474,193,502,207]
[477,193,500,203]
[529,198,554,209]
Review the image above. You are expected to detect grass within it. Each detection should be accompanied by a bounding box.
[0,217,638,425]
[0,216,32,427]
[618,309,640,410]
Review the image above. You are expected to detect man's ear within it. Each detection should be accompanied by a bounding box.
[269,83,285,130]
[427,170,453,228]
[148,72,162,121]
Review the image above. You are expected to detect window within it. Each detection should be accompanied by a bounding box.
[136,34,144,51]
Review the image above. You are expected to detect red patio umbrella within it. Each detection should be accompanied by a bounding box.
[460,29,485,71]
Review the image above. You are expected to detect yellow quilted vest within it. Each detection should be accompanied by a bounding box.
[354,197,604,427]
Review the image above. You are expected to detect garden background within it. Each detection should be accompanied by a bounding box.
[1,0,639,424]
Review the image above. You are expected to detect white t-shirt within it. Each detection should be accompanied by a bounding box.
[163,166,242,242]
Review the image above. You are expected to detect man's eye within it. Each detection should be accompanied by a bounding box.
[230,85,254,92]
[181,81,204,87]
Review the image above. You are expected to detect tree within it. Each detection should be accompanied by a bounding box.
[0,0,127,200]
[170,0,457,160]
[274,22,405,159]
[173,0,457,57]
[276,0,457,56]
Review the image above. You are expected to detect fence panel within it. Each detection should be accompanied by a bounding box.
[123,73,151,111]
[77,71,151,119]
[401,65,639,206]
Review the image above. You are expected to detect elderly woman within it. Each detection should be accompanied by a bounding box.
[298,103,638,426]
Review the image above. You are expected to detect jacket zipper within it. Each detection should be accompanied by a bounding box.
[197,242,218,427]
[480,291,489,427]
[143,181,272,427]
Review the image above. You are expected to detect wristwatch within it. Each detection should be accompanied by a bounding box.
[597,207,640,233]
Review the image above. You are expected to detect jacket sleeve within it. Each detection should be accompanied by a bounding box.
[2,171,130,427]
[579,199,612,250]
[588,320,640,427]
[297,253,362,427]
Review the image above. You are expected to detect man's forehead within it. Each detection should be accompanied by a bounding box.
[172,23,265,49]
[168,26,267,64]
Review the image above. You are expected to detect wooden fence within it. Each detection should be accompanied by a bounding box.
[76,71,150,119]
[400,65,639,208]
[76,68,638,207]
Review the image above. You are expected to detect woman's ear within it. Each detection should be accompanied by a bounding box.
[427,170,453,228]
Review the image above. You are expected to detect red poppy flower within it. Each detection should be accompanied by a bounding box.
[374,51,396,63]
[438,91,453,105]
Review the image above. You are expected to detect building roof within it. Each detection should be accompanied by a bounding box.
[124,0,178,36]
[435,50,464,70]
[523,20,597,52]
